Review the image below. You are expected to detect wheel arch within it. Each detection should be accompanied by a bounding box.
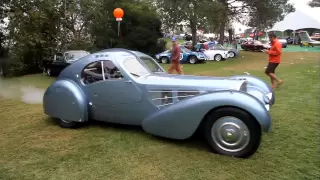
[196,105,262,135]
[43,79,88,122]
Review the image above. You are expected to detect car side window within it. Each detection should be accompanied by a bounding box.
[81,60,124,85]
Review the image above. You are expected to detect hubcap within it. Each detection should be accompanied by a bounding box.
[228,52,235,58]
[161,58,168,63]
[211,116,250,152]
[190,57,196,64]
[60,118,72,124]
[47,69,51,75]
[215,55,222,61]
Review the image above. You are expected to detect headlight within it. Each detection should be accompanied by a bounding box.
[155,55,159,59]
[264,93,273,104]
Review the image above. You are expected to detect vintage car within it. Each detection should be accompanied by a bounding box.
[277,39,288,48]
[194,43,229,61]
[208,44,239,58]
[241,40,271,51]
[43,48,275,158]
[43,50,90,76]
[155,46,207,64]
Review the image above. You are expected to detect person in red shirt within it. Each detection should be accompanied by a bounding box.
[262,33,283,89]
[168,37,184,74]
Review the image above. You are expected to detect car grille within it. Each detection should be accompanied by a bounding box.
[148,90,201,109]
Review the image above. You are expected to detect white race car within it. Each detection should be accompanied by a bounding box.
[195,43,229,61]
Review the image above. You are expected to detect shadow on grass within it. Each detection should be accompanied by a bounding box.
[43,116,209,152]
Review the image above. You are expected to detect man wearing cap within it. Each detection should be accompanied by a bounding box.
[262,33,283,89]
[168,37,184,74]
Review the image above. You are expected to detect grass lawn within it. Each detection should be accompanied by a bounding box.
[0,51,319,180]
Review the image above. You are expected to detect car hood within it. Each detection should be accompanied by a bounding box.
[136,74,246,91]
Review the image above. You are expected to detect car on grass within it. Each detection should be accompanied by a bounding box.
[194,43,229,61]
[155,46,207,64]
[241,40,271,51]
[43,50,90,76]
[43,48,275,158]
[208,44,239,58]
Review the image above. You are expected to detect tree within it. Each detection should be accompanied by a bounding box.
[246,0,295,40]
[308,0,320,7]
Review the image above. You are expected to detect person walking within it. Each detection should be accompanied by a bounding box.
[168,37,184,74]
[262,33,283,89]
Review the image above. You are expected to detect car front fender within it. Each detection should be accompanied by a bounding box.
[142,90,272,140]
[228,75,275,105]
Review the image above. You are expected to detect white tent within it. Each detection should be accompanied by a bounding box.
[268,6,320,32]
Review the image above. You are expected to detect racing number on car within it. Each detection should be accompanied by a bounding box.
[179,53,183,61]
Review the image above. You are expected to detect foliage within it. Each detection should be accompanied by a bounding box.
[246,0,295,36]
[308,0,320,7]
[2,0,163,76]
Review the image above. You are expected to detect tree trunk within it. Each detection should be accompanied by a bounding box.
[218,21,225,44]
[190,19,197,46]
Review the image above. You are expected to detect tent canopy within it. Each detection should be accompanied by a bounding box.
[268,6,320,32]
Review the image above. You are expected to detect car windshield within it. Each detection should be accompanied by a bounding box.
[139,56,165,73]
[65,51,89,61]
[123,52,164,77]
[210,44,224,49]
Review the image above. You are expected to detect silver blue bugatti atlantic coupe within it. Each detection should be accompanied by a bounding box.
[43,48,275,158]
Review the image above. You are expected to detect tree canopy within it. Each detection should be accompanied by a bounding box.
[308,0,320,7]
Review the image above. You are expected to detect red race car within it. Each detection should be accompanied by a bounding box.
[241,40,271,51]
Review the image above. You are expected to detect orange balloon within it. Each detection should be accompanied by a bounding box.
[113,8,124,19]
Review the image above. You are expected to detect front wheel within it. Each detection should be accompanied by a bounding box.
[228,51,235,58]
[203,107,261,158]
[160,57,169,64]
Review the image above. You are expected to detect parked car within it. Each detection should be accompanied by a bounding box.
[155,46,207,64]
[241,40,271,51]
[208,44,239,58]
[43,50,90,76]
[183,33,192,41]
[194,43,229,61]
[277,39,288,48]
[43,48,275,158]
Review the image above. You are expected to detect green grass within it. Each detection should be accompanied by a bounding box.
[0,51,319,180]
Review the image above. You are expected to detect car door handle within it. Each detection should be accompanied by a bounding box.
[124,80,132,83]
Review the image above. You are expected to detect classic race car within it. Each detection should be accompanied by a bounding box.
[155,46,207,64]
[241,40,271,51]
[43,48,275,158]
[208,44,239,58]
[194,43,229,61]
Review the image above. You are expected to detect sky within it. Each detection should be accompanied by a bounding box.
[233,0,310,34]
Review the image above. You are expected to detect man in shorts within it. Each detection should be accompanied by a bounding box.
[168,37,184,74]
[262,33,283,89]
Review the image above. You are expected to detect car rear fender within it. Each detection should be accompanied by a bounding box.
[142,90,271,140]
[43,79,88,122]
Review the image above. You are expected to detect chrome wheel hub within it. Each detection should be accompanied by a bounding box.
[211,116,250,152]
[161,58,168,63]
[228,52,235,58]
[215,55,222,61]
[60,118,72,124]
[190,58,196,64]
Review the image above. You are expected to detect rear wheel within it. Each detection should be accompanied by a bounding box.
[214,54,222,61]
[188,56,198,64]
[203,107,261,158]
[56,118,82,129]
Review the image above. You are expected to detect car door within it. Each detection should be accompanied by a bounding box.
[81,60,143,123]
